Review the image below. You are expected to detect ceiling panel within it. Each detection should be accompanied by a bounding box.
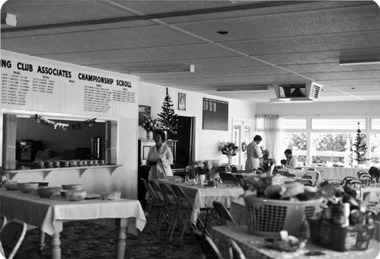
[1,0,379,104]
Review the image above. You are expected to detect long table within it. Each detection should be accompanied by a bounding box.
[157,179,244,224]
[211,225,380,259]
[0,189,146,259]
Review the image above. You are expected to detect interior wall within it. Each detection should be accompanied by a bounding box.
[138,82,257,165]
[256,101,380,116]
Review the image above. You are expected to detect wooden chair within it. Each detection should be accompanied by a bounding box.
[0,220,27,259]
[193,231,223,259]
[212,201,236,226]
[228,239,246,259]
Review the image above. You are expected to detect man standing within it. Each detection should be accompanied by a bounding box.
[245,135,263,170]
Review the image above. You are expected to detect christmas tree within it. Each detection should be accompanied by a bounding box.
[353,122,368,164]
[157,87,179,134]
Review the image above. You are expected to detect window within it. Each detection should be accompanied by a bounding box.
[310,133,354,166]
[279,117,379,167]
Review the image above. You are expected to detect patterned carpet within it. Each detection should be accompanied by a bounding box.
[13,208,203,259]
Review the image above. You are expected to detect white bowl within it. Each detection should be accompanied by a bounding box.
[18,182,39,193]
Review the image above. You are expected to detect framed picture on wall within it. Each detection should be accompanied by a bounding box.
[178,93,186,111]
[138,105,151,126]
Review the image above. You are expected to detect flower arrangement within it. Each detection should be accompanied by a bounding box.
[185,161,211,176]
[219,142,239,156]
[141,117,159,132]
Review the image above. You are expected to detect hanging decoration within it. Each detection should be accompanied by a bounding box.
[157,87,180,134]
[33,114,96,131]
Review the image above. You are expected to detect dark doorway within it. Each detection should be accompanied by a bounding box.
[167,116,194,169]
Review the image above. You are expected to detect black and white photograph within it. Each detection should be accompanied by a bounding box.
[1,1,380,258]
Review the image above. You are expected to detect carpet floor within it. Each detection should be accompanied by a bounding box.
[13,208,204,259]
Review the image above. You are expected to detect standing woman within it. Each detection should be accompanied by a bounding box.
[146,130,173,180]
[245,135,263,170]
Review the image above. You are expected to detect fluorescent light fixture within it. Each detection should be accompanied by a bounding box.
[129,65,194,74]
[1,13,17,27]
[340,60,380,66]
[270,98,314,103]
[216,84,269,93]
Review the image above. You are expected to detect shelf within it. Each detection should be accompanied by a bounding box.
[1,164,122,180]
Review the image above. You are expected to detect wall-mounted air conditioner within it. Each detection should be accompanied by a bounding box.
[272,82,323,102]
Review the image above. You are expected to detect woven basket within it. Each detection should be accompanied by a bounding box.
[244,196,322,237]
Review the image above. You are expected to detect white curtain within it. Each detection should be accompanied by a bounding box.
[255,115,282,165]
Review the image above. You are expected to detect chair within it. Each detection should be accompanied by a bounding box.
[212,201,236,226]
[228,239,246,259]
[170,184,208,244]
[0,220,27,259]
[193,231,223,259]
[149,180,174,236]
[302,171,321,186]
[0,215,6,231]
[233,174,245,186]
[357,170,370,179]
[158,182,182,241]
[295,178,313,186]
[219,173,239,185]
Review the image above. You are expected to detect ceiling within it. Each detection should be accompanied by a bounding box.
[1,0,380,103]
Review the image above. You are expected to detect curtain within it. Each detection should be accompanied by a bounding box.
[255,115,282,165]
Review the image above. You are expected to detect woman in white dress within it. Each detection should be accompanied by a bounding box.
[146,130,173,180]
[245,135,263,170]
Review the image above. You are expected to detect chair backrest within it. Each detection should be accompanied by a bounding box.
[357,171,371,179]
[212,201,236,226]
[170,184,193,209]
[0,220,27,259]
[158,182,177,206]
[233,174,245,186]
[193,231,223,259]
[228,239,246,259]
[0,214,6,232]
[302,171,321,186]
[149,180,166,204]
[140,178,158,201]
[295,178,313,186]
[219,173,239,185]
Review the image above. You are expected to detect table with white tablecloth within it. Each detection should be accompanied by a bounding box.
[211,225,380,259]
[0,188,146,259]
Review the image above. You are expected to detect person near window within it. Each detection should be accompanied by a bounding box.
[146,130,173,180]
[245,135,263,170]
[284,149,298,169]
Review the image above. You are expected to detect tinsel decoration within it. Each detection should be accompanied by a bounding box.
[33,114,96,131]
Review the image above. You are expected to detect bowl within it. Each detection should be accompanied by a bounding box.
[30,182,49,187]
[4,182,19,191]
[37,187,54,198]
[62,184,84,191]
[66,190,87,201]
[18,182,39,193]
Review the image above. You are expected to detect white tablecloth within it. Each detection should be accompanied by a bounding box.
[158,179,244,224]
[0,189,146,235]
[211,225,380,259]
